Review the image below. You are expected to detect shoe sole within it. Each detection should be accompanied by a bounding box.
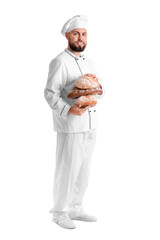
[70,217,97,222]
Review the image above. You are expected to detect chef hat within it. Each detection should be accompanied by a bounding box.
[61,15,87,36]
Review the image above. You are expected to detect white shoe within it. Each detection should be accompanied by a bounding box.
[69,212,97,222]
[52,212,76,229]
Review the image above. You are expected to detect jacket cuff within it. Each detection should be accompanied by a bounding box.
[60,104,71,119]
[96,82,105,99]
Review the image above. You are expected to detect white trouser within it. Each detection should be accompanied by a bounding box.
[49,129,96,216]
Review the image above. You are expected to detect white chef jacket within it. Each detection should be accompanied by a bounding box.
[44,48,105,133]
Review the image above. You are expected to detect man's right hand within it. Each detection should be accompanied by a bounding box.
[68,105,90,116]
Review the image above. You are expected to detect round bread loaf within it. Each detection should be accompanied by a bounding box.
[75,73,100,89]
[67,87,102,99]
[75,95,97,108]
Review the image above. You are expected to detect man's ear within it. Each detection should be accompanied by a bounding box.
[65,32,69,40]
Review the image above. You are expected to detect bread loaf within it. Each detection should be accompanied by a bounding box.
[75,73,100,89]
[75,95,97,108]
[67,87,102,99]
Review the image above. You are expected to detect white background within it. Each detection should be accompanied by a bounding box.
[0,0,160,239]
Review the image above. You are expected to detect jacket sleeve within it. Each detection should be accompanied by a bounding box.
[90,60,105,99]
[96,76,105,99]
[44,58,71,119]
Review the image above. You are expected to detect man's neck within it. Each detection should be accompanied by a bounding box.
[67,47,81,57]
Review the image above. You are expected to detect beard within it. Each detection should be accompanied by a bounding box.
[69,40,87,52]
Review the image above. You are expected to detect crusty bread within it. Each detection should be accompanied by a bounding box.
[75,95,97,108]
[67,87,102,99]
[75,73,100,89]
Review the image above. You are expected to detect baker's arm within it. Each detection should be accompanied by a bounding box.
[44,58,71,119]
[97,76,105,99]
[68,105,90,115]
[89,60,105,99]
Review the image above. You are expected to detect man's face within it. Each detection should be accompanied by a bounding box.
[66,28,87,52]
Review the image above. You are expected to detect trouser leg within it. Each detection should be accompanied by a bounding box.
[50,132,85,214]
[68,129,97,215]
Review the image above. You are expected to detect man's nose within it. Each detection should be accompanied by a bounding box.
[78,34,83,41]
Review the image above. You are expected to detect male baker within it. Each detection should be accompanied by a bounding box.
[44,15,105,229]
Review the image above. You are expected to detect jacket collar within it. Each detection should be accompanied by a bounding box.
[65,48,85,60]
